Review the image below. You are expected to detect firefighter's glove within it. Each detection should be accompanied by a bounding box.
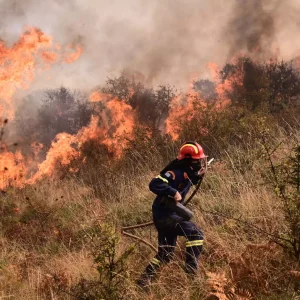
[174,191,182,202]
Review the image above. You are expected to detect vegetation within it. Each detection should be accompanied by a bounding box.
[1,57,300,299]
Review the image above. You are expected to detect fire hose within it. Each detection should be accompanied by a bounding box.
[121,158,215,251]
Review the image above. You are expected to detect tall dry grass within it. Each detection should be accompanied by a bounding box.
[1,125,300,299]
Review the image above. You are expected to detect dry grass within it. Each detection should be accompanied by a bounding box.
[1,128,300,299]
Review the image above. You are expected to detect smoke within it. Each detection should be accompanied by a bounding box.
[224,0,300,61]
[225,0,276,58]
[1,0,300,92]
[0,0,231,91]
[1,0,300,187]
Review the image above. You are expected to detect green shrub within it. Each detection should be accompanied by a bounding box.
[71,223,134,300]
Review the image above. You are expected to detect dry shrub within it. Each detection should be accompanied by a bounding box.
[39,249,96,299]
[2,63,300,299]
[1,179,104,251]
[229,242,285,294]
[0,178,106,299]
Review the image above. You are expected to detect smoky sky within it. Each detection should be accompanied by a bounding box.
[1,0,300,92]
[226,0,276,57]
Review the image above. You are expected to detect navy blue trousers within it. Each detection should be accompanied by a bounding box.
[142,218,204,277]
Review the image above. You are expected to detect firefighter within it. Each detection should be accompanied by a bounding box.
[137,141,207,288]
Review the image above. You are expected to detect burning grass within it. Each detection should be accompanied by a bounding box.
[1,124,300,299]
[1,29,300,297]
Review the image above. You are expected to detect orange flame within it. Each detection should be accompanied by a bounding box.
[64,45,83,64]
[26,91,135,182]
[89,91,109,103]
[165,75,205,140]
[102,99,135,157]
[207,62,233,105]
[0,27,83,119]
[0,28,83,188]
[89,91,135,157]
[41,51,58,64]
[28,133,81,182]
[28,116,104,182]
[0,28,53,118]
[165,65,242,140]
[0,149,26,189]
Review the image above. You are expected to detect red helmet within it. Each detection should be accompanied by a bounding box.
[177,141,206,160]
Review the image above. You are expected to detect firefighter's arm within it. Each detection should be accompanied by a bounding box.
[149,171,179,198]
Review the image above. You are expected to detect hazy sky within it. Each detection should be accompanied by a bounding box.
[1,0,300,92]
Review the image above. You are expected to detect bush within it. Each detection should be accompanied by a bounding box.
[70,223,134,300]
[101,73,176,130]
[263,142,300,260]
[14,87,93,149]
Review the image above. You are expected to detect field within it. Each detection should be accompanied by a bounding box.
[1,56,300,299]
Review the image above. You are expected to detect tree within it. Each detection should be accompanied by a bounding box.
[220,57,300,114]
[37,87,93,147]
[101,73,176,130]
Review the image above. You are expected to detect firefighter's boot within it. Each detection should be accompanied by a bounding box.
[136,257,161,289]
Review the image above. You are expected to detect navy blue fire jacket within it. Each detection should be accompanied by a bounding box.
[149,167,202,221]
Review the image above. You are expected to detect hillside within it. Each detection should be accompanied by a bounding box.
[1,55,300,299]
